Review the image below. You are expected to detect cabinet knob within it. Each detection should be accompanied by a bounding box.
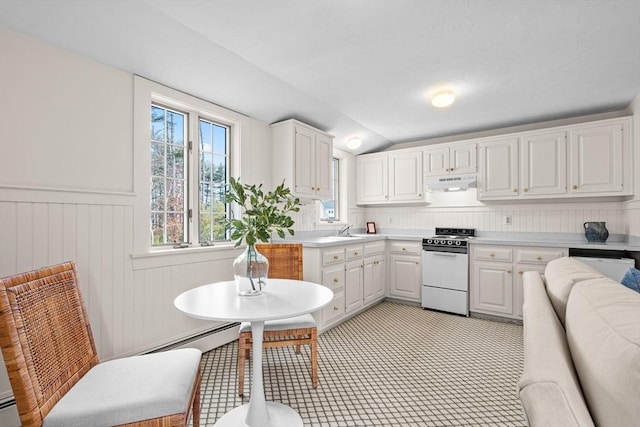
[333,306,339,311]
[523,188,528,192]
[333,278,338,283]
[415,261,419,265]
[333,255,338,260]
[572,185,578,190]
[354,252,359,256]
[402,247,406,251]
[513,188,518,192]
[450,167,455,171]
[518,270,524,275]
[490,253,495,257]
[506,269,512,274]
[536,256,542,261]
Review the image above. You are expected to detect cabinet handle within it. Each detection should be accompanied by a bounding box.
[333,255,338,260]
[536,256,542,261]
[523,188,528,192]
[490,253,495,257]
[518,271,524,275]
[333,278,338,283]
[572,185,578,190]
[506,269,512,274]
[513,188,518,192]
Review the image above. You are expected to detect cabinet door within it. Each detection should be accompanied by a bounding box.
[293,125,317,197]
[450,142,477,175]
[569,122,625,194]
[478,138,519,199]
[388,151,423,201]
[314,133,333,199]
[520,131,567,196]
[471,261,513,315]
[423,146,450,177]
[357,154,388,204]
[363,256,385,305]
[345,261,364,314]
[389,255,421,301]
[321,291,345,329]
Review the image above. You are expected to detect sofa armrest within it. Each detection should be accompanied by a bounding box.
[517,271,594,427]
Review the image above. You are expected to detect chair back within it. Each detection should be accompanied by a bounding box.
[0,262,99,426]
[255,243,303,280]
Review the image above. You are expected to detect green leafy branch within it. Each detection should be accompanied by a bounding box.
[224,177,301,247]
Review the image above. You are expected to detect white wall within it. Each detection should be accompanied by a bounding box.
[0,27,273,417]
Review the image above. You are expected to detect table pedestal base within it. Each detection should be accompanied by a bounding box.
[214,402,303,427]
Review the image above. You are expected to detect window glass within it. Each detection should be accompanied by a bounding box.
[320,157,339,222]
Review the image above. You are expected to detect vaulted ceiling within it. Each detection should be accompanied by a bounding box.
[1,0,639,153]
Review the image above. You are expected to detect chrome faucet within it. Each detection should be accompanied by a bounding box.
[337,224,353,236]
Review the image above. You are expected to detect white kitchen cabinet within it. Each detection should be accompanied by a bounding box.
[388,241,421,302]
[569,119,631,196]
[520,130,567,196]
[303,240,387,331]
[477,137,519,199]
[357,149,425,205]
[470,245,566,320]
[477,117,632,201]
[345,259,364,315]
[271,119,334,200]
[478,130,566,199]
[424,142,476,177]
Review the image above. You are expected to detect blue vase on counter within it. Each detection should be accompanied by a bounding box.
[583,222,609,243]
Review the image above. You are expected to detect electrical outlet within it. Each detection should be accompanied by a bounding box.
[504,215,512,226]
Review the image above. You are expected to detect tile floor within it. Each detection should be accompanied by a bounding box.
[197,301,526,426]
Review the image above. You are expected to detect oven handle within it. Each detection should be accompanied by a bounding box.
[430,252,458,257]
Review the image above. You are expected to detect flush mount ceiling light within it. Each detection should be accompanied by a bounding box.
[346,137,362,150]
[431,91,455,108]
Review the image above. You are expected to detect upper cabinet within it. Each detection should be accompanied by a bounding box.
[271,119,334,200]
[478,117,632,201]
[356,149,425,205]
[569,120,629,195]
[424,142,477,177]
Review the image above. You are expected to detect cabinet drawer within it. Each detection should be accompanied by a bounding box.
[322,292,345,325]
[364,241,385,256]
[322,265,345,291]
[516,248,566,264]
[345,244,364,260]
[473,246,512,262]
[322,247,345,266]
[389,241,421,255]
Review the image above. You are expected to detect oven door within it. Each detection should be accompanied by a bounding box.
[422,250,468,292]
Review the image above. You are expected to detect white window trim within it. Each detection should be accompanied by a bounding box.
[133,76,246,256]
[317,148,350,226]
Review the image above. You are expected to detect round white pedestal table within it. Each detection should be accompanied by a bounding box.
[174,279,333,427]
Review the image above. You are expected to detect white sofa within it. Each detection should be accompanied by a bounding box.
[517,257,640,427]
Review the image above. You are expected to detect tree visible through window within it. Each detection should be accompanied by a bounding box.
[150,105,230,246]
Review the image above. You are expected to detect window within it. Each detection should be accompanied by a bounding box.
[320,157,340,222]
[150,104,230,247]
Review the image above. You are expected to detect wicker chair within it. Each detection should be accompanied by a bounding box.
[237,243,318,396]
[0,262,202,427]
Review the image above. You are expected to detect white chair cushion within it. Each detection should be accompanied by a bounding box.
[239,313,316,332]
[43,348,201,427]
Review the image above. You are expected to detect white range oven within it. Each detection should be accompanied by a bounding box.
[421,228,476,316]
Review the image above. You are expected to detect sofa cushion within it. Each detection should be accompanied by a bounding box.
[517,271,594,427]
[621,267,640,292]
[544,257,604,325]
[566,278,640,427]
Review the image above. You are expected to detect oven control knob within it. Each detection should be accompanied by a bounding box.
[427,239,433,244]
[447,241,453,245]
[455,241,462,246]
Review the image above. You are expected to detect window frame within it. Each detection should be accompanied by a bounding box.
[133,76,244,255]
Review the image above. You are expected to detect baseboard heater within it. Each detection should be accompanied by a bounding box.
[0,322,240,411]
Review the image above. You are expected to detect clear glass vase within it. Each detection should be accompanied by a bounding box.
[233,244,269,296]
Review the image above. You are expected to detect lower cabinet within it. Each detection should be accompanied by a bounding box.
[388,241,422,302]
[470,244,567,320]
[303,240,386,331]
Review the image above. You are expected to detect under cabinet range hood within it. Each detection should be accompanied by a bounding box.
[426,176,477,192]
